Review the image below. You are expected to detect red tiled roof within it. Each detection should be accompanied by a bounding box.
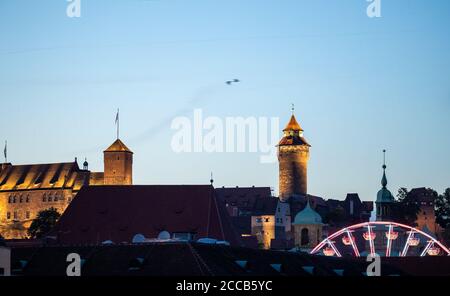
[51,185,242,246]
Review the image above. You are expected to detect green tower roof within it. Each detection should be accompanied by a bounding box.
[293,200,323,225]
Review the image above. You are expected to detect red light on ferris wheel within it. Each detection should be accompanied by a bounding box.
[323,247,335,256]
[427,247,440,256]
[409,237,420,246]
[363,232,376,241]
[385,231,398,240]
[342,236,352,246]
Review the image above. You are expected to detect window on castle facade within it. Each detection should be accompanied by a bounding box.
[7,212,11,220]
[43,194,47,202]
[26,211,30,219]
[19,196,23,203]
[8,196,12,203]
[13,211,18,220]
[26,195,30,203]
[13,196,16,203]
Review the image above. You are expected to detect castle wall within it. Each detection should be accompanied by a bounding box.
[0,189,74,239]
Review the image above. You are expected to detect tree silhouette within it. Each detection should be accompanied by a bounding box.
[391,188,420,226]
[28,208,61,239]
[436,188,450,229]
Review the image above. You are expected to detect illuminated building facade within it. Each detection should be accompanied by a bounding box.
[0,138,133,239]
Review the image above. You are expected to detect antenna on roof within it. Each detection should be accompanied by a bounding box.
[291,103,295,115]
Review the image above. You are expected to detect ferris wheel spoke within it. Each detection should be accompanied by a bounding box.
[327,240,342,257]
[386,224,393,257]
[420,241,433,257]
[346,229,360,257]
[401,231,414,257]
[367,225,376,257]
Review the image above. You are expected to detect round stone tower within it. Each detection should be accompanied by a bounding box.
[278,110,311,202]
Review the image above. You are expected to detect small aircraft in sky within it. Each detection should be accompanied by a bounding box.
[226,79,240,85]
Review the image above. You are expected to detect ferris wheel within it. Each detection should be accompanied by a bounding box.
[310,221,450,257]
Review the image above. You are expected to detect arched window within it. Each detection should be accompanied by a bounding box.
[26,195,30,203]
[43,194,47,202]
[19,196,23,203]
[8,196,12,203]
[301,228,310,246]
[13,196,16,203]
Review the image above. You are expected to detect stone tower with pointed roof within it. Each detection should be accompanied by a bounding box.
[103,139,133,185]
[278,110,311,202]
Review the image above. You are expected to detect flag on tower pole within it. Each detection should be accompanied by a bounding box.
[4,140,7,163]
[115,109,120,139]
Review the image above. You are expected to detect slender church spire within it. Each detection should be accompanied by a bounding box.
[381,149,387,188]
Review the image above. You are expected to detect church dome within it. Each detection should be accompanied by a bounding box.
[293,200,323,225]
[376,187,394,203]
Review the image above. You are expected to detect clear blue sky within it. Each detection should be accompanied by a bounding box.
[1,0,449,202]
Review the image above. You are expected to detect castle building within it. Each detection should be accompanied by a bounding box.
[0,138,133,239]
[277,110,310,202]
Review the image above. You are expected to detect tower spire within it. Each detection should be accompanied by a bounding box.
[291,103,295,115]
[381,149,387,188]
